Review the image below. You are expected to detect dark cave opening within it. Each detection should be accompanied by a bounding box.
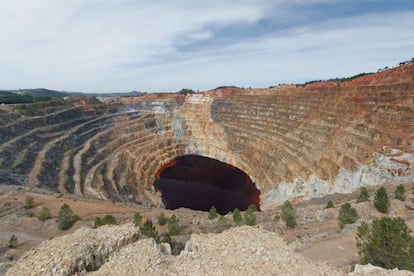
[154,155,260,215]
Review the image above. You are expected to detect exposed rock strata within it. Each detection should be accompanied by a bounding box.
[0,64,413,208]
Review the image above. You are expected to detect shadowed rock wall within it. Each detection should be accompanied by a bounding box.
[1,64,413,209]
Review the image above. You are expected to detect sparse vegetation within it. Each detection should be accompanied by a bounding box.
[38,206,51,221]
[25,196,34,209]
[243,204,257,226]
[141,219,158,239]
[24,210,35,217]
[281,201,296,228]
[167,214,180,236]
[374,187,389,213]
[57,203,80,230]
[356,217,414,271]
[208,206,218,220]
[395,184,406,201]
[133,212,143,226]
[178,88,196,94]
[232,208,243,225]
[326,200,334,208]
[357,187,369,203]
[157,213,168,226]
[160,233,172,246]
[94,214,117,227]
[273,214,280,223]
[338,202,359,228]
[8,235,18,248]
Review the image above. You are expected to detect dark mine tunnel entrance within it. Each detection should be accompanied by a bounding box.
[154,155,260,215]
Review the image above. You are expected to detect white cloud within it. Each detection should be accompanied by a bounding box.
[0,1,413,92]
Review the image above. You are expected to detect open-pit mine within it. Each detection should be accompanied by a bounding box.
[1,63,414,212]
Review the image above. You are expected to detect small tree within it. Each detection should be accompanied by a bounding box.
[281,200,296,228]
[57,203,80,230]
[133,212,143,226]
[356,217,414,271]
[25,196,34,209]
[395,184,406,201]
[38,206,51,221]
[157,213,168,226]
[232,208,243,225]
[243,204,257,226]
[357,187,369,203]
[167,214,180,236]
[326,200,334,208]
[208,206,218,220]
[8,235,18,248]
[141,219,158,239]
[374,187,389,213]
[95,214,117,227]
[338,202,359,228]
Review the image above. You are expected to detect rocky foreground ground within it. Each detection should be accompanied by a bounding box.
[5,223,413,276]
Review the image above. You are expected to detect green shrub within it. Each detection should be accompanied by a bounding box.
[357,187,369,203]
[38,206,51,221]
[160,233,172,246]
[24,210,35,217]
[374,187,389,213]
[157,213,168,226]
[94,214,117,227]
[217,215,227,226]
[232,208,243,225]
[167,214,180,236]
[326,200,334,208]
[395,184,406,201]
[208,206,218,220]
[338,202,359,228]
[243,204,257,226]
[281,200,297,228]
[273,214,280,223]
[356,217,414,271]
[57,203,80,230]
[8,235,18,248]
[141,219,159,240]
[25,196,34,209]
[133,212,143,226]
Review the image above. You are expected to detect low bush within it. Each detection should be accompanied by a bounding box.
[8,235,18,248]
[94,214,117,227]
[57,204,80,230]
[38,206,51,221]
[157,213,168,226]
[133,212,143,226]
[281,201,296,228]
[357,187,369,203]
[374,187,389,213]
[141,219,158,239]
[338,202,359,228]
[326,200,334,208]
[243,204,257,226]
[208,206,218,220]
[167,214,180,236]
[395,184,406,201]
[25,196,34,209]
[232,208,243,225]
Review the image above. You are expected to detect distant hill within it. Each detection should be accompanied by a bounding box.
[0,88,143,104]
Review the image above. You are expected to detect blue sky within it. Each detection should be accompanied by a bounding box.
[1,0,413,93]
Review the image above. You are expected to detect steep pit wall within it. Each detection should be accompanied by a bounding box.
[0,64,413,209]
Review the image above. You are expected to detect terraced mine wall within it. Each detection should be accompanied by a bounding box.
[1,64,413,209]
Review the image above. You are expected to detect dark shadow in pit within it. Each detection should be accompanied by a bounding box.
[154,155,260,215]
